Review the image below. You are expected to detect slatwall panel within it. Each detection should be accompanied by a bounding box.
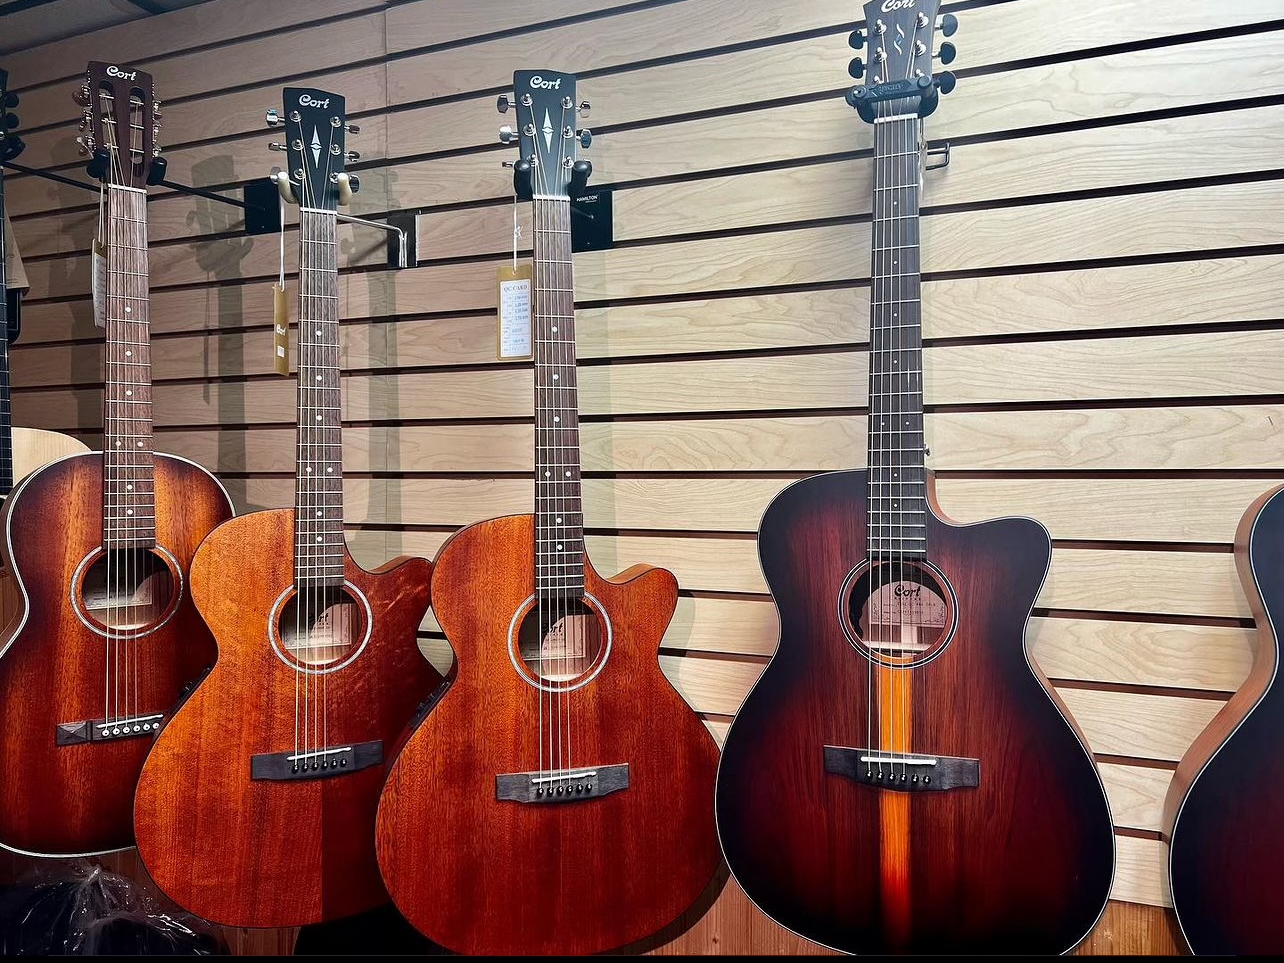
[4,0,1282,954]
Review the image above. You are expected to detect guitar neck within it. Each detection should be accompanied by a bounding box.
[532,196,585,601]
[866,113,928,561]
[102,184,156,548]
[295,208,345,590]
[0,166,13,497]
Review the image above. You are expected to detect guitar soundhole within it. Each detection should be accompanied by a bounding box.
[515,597,607,689]
[276,586,366,668]
[75,547,180,636]
[843,560,956,667]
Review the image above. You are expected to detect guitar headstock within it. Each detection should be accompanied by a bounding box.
[270,87,358,211]
[845,0,958,123]
[75,61,161,188]
[1,69,24,165]
[500,70,592,201]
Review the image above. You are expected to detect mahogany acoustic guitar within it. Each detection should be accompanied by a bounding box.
[713,3,1115,953]
[133,88,439,928]
[0,63,232,858]
[1,71,90,633]
[375,71,721,956]
[1163,484,1284,954]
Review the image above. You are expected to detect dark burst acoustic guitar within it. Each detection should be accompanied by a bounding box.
[133,88,439,928]
[713,3,1116,953]
[1163,484,1284,954]
[0,62,232,858]
[375,70,721,956]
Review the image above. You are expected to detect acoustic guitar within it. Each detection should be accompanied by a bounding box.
[712,3,1115,953]
[0,69,90,632]
[0,62,232,858]
[133,87,439,928]
[1163,484,1284,954]
[375,70,721,956]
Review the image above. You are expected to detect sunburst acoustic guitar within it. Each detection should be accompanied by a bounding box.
[712,3,1116,953]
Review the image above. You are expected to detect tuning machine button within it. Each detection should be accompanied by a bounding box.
[847,57,864,79]
[936,42,957,64]
[577,100,591,117]
[3,91,17,109]
[345,150,360,162]
[499,125,518,144]
[72,84,90,106]
[577,128,592,148]
[265,107,281,127]
[268,142,287,152]
[848,29,865,50]
[935,71,957,95]
[345,123,360,134]
[938,13,959,36]
[2,112,18,131]
[497,94,512,113]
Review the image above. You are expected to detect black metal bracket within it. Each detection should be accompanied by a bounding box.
[925,140,951,172]
[2,161,416,268]
[571,189,613,252]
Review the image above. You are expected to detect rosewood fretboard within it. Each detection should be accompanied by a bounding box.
[102,185,156,549]
[866,110,927,561]
[294,208,345,590]
[532,196,585,601]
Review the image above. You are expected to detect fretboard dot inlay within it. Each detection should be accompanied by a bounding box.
[125,390,132,396]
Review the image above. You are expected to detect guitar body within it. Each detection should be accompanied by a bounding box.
[1165,484,1284,954]
[0,428,91,630]
[377,514,720,956]
[0,451,230,856]
[134,508,436,928]
[715,470,1115,954]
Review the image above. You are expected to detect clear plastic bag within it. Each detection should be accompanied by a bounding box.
[0,859,227,955]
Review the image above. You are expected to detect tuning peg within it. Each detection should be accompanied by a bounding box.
[3,91,17,109]
[268,142,287,152]
[3,112,19,130]
[847,57,864,79]
[848,29,865,49]
[345,150,360,162]
[348,173,361,193]
[936,42,956,64]
[497,94,512,113]
[570,158,592,195]
[345,123,360,134]
[265,107,281,127]
[72,84,90,106]
[499,125,518,144]
[76,135,91,156]
[577,128,592,148]
[935,71,957,95]
[938,13,958,36]
[577,100,591,117]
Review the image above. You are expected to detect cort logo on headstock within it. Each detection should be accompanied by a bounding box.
[528,75,561,90]
[105,65,137,80]
[298,94,331,108]
[881,0,917,11]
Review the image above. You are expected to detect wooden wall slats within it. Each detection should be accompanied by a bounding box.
[238,474,1273,547]
[1098,763,1172,834]
[1114,837,1171,908]
[3,0,380,93]
[15,253,1280,364]
[417,104,1284,260]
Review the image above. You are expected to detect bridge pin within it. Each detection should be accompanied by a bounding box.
[312,762,319,770]
[585,784,593,793]
[557,786,564,795]
[340,758,347,767]
[112,727,121,736]
[912,775,919,782]
[924,776,931,784]
[900,774,907,782]
[152,722,160,730]
[133,725,141,732]
[292,766,299,774]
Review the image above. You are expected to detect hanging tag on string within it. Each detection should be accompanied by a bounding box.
[91,184,107,328]
[496,192,532,361]
[272,190,290,375]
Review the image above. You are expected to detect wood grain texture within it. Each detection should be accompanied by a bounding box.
[1162,484,1284,954]
[715,470,1115,953]
[133,508,438,928]
[377,514,721,955]
[0,453,231,856]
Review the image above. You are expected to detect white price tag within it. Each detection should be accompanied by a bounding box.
[497,264,533,360]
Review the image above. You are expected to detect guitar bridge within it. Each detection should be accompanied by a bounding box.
[496,763,629,803]
[824,745,979,792]
[56,713,165,745]
[250,740,382,781]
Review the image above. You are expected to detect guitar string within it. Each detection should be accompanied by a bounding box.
[103,86,121,730]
